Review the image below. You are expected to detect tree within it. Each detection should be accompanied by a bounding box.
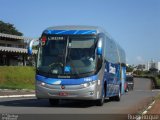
[0,20,23,36]
[137,64,145,71]
[126,65,134,72]
[149,68,158,74]
[133,70,143,75]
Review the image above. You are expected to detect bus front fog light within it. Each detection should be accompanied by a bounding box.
[89,91,94,95]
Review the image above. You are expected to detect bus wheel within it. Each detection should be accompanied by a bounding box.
[49,99,59,106]
[109,97,114,101]
[115,88,121,101]
[96,90,105,106]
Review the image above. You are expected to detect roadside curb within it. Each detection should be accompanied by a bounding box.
[136,100,155,120]
[0,94,35,98]
[142,100,155,115]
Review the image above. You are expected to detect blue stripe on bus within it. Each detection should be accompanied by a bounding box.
[43,30,97,35]
[36,75,98,85]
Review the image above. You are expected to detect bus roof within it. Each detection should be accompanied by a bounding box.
[43,25,106,35]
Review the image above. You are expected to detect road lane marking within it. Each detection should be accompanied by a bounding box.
[136,100,155,120]
[142,100,155,115]
[135,90,152,91]
[142,110,147,115]
[0,94,35,98]
[150,100,155,106]
[136,117,141,120]
[152,89,160,92]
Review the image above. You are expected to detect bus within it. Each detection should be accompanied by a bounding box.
[28,25,126,106]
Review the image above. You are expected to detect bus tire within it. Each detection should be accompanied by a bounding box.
[115,88,121,101]
[109,97,114,101]
[49,99,59,106]
[132,86,134,90]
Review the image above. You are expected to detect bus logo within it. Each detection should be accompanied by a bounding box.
[61,85,65,89]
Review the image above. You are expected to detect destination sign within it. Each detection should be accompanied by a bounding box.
[48,37,65,40]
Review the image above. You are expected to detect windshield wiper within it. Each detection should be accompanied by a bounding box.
[64,36,69,68]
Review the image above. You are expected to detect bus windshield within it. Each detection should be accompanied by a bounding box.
[37,35,97,77]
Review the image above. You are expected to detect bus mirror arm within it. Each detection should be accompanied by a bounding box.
[28,39,38,55]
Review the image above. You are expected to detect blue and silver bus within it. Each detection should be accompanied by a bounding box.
[28,25,126,106]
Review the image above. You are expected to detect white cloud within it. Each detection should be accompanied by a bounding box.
[136,56,144,63]
[126,58,129,62]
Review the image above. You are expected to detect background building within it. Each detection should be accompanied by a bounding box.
[147,59,160,72]
[0,33,37,66]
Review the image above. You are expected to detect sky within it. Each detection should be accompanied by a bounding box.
[0,0,160,65]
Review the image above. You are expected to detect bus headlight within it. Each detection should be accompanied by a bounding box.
[81,81,96,88]
[41,82,46,86]
[83,83,89,88]
[37,81,46,87]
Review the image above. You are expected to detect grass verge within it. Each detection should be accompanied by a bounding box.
[0,66,35,89]
[155,94,160,100]
[156,78,160,87]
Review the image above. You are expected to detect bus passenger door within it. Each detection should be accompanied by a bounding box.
[105,62,119,97]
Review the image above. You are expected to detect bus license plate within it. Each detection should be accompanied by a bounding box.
[59,92,68,96]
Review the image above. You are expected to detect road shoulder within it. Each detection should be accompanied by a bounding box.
[148,98,160,114]
[0,89,35,98]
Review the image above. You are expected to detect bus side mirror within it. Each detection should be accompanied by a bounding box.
[97,39,102,55]
[28,39,37,55]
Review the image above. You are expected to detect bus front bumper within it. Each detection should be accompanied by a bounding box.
[35,80,101,100]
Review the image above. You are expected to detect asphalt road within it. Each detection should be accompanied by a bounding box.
[0,78,159,119]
